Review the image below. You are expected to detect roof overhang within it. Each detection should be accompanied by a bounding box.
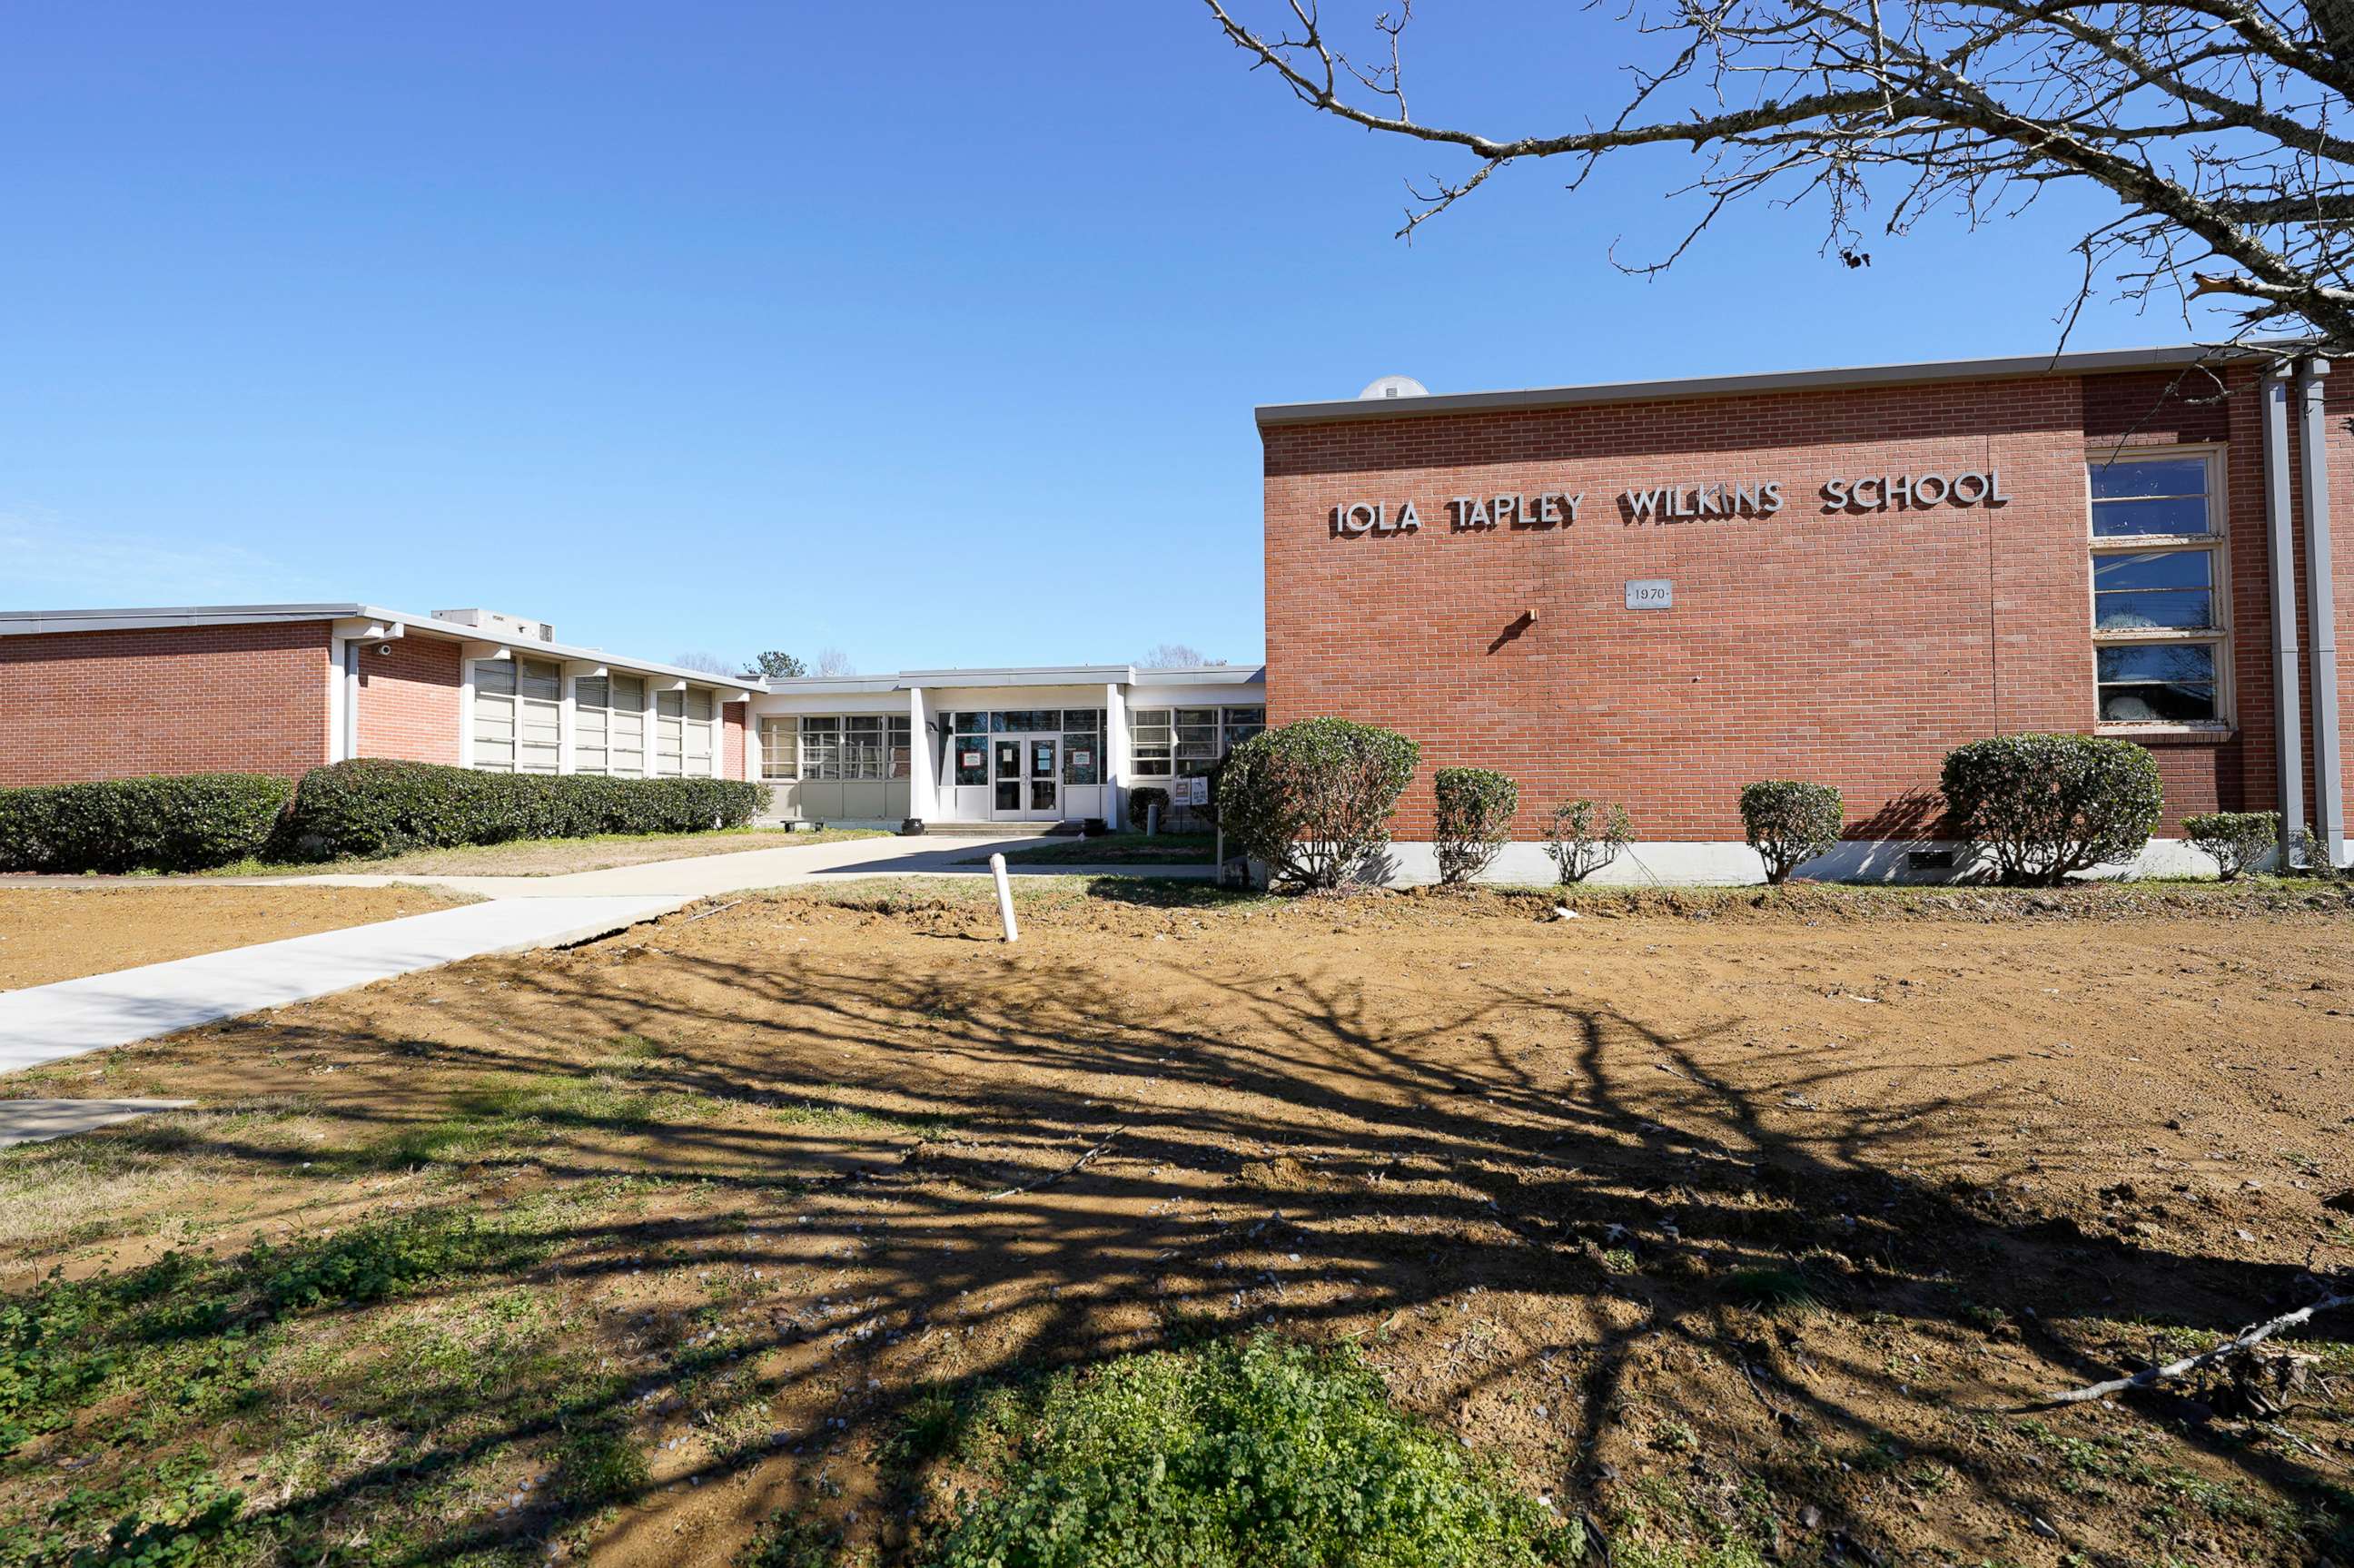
[0,601,761,697]
[1253,343,2260,428]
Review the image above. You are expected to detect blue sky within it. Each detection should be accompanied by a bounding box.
[1,3,2234,672]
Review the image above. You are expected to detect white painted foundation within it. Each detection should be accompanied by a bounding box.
[1361,837,2234,888]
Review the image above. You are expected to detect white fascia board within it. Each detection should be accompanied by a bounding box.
[0,603,373,636]
[380,612,758,694]
[0,600,757,695]
[1252,342,2258,427]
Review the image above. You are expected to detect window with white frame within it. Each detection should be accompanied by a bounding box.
[947,714,988,785]
[758,717,796,780]
[470,657,560,774]
[574,675,652,777]
[2089,450,2227,725]
[1062,708,1103,785]
[655,690,687,774]
[1130,709,1174,776]
[796,715,910,780]
[608,676,647,775]
[1128,705,1265,776]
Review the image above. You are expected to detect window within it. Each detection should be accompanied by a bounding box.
[1131,708,1173,776]
[1128,705,1262,776]
[1062,708,1103,785]
[949,717,988,785]
[470,656,559,774]
[758,717,796,780]
[2089,451,2227,725]
[655,690,687,775]
[797,715,911,780]
[608,676,647,775]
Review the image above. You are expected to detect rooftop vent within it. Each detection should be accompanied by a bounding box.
[432,608,556,643]
[1358,374,1429,400]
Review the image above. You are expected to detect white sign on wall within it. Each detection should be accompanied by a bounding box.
[1625,579,1674,610]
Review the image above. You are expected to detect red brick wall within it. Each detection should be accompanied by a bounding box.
[353,634,463,764]
[723,702,747,780]
[0,620,332,785]
[1262,369,2283,841]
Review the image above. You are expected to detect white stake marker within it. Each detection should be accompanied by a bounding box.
[990,852,1019,942]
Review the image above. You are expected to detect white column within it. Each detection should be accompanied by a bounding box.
[1105,682,1129,831]
[906,685,935,824]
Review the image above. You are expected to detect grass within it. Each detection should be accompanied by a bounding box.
[1721,1266,1821,1317]
[874,1336,1585,1568]
[973,831,1218,866]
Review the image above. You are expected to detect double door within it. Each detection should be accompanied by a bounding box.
[991,735,1060,821]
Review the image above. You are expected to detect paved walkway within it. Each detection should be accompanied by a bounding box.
[0,833,1217,1078]
[0,895,678,1074]
[272,831,1216,900]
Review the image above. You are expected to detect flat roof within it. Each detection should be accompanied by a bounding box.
[1253,342,2251,427]
[0,602,762,695]
[761,664,1268,695]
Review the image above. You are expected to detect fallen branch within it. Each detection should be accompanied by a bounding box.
[986,1125,1128,1201]
[2025,1291,2354,1408]
[684,899,746,922]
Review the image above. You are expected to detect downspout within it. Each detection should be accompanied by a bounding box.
[2264,361,2309,865]
[2300,356,2346,867]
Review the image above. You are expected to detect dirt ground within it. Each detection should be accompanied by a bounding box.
[0,883,469,989]
[9,880,2354,1567]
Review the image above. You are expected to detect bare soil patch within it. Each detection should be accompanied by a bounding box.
[0,883,469,990]
[8,881,2354,1567]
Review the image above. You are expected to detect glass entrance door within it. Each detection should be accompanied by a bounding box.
[990,735,1060,821]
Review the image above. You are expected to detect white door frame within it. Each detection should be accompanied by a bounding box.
[989,733,1063,822]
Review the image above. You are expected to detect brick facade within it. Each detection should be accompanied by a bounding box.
[0,620,333,785]
[353,633,463,764]
[1262,366,2351,842]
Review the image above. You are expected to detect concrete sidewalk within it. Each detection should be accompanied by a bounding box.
[276,832,1216,900]
[0,895,678,1074]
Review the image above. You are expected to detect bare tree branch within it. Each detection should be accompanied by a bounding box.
[1203,0,2354,349]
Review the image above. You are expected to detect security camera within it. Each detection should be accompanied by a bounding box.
[373,642,396,657]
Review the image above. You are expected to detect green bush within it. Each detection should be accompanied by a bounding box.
[2183,811,2281,881]
[1432,767,1518,884]
[0,773,292,873]
[1940,734,2163,886]
[1738,780,1844,885]
[1130,785,1172,826]
[1217,718,1420,891]
[1541,798,1633,884]
[274,759,767,861]
[921,1336,1580,1568]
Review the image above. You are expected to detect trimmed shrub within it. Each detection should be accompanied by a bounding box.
[1217,718,1420,891]
[0,773,292,873]
[1129,786,1171,827]
[1738,780,1844,885]
[2183,810,2280,881]
[1541,798,1633,885]
[1940,734,2163,886]
[922,1336,1581,1568]
[274,760,767,861]
[1431,767,1518,885]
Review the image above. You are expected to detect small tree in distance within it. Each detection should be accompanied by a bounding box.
[1218,717,1419,891]
[1739,781,1844,885]
[814,647,855,677]
[755,651,806,679]
[1139,643,1228,669]
[1543,798,1633,885]
[1432,766,1518,885]
[671,651,740,676]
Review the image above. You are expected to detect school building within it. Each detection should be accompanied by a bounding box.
[0,342,2343,876]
